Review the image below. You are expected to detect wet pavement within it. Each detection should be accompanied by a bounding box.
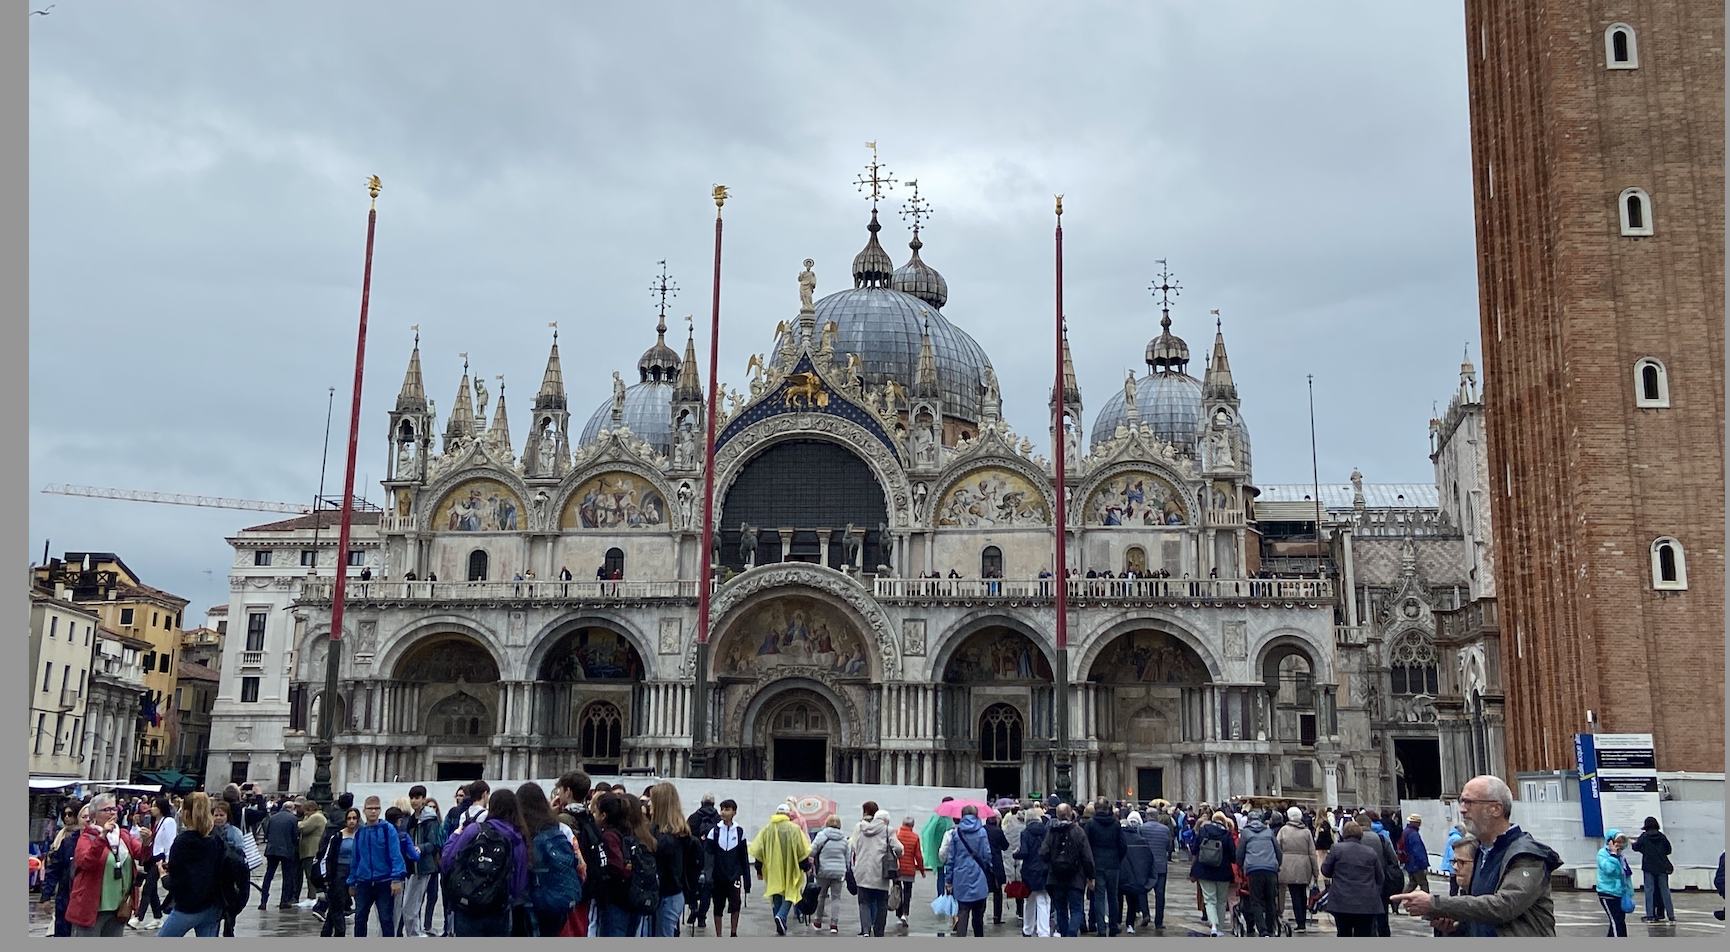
[27,884,1726,938]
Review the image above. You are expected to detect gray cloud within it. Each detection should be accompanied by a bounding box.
[30,0,1480,604]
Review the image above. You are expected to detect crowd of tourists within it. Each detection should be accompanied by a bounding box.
[31,772,1726,938]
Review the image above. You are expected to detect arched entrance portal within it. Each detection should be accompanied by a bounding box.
[761,690,839,782]
[1087,630,1212,803]
[394,635,501,782]
[532,626,645,777]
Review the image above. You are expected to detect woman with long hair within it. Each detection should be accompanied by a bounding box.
[440,788,529,937]
[645,783,697,936]
[130,796,177,929]
[593,792,654,937]
[419,796,444,936]
[157,794,227,937]
[318,809,362,937]
[39,801,87,936]
[210,800,253,936]
[514,781,581,938]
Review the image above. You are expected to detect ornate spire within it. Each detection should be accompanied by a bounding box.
[638,261,682,381]
[674,316,703,403]
[1459,344,1477,401]
[852,143,897,289]
[892,179,947,307]
[1052,323,1082,409]
[395,326,426,412]
[1202,311,1237,402]
[535,323,566,410]
[914,317,940,399]
[1145,259,1190,374]
[443,354,476,448]
[486,376,512,456]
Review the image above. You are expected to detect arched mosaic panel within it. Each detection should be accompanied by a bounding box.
[563,472,668,529]
[935,468,1051,528]
[1085,471,1185,526]
[1087,631,1210,684]
[433,479,524,532]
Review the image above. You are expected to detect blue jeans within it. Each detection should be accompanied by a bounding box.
[648,893,685,936]
[157,904,223,937]
[450,907,511,937]
[770,893,795,924]
[857,886,888,936]
[596,902,640,937]
[353,880,398,937]
[1050,884,1086,937]
[1643,870,1673,919]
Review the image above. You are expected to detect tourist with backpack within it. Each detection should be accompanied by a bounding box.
[1013,804,1052,937]
[938,804,992,937]
[348,796,407,938]
[685,792,721,932]
[155,794,228,937]
[553,771,604,937]
[1187,810,1235,937]
[1038,803,1095,937]
[593,791,661,937]
[440,787,529,937]
[514,782,583,937]
[645,784,699,936]
[806,816,851,933]
[382,805,424,935]
[402,788,445,937]
[315,808,360,936]
[209,800,255,937]
[702,799,752,937]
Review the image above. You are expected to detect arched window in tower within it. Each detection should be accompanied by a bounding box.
[467,550,489,582]
[603,547,625,578]
[978,703,1023,763]
[1388,631,1439,697]
[980,546,1003,579]
[1605,23,1638,68]
[1634,358,1670,408]
[1619,188,1653,236]
[580,701,623,760]
[1651,537,1687,590]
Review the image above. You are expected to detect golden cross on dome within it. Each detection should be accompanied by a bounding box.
[899,179,933,239]
[650,260,679,321]
[855,141,897,211]
[1149,259,1181,313]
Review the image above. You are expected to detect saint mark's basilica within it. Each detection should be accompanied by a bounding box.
[208,160,1503,810]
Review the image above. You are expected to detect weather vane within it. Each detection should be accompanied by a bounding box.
[1149,259,1181,314]
[855,141,897,211]
[650,260,679,320]
[899,179,932,239]
[548,320,558,341]
[410,323,419,345]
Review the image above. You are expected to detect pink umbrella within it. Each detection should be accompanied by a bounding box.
[792,794,838,830]
[935,798,994,820]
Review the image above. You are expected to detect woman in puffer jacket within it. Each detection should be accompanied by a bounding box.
[1275,807,1319,933]
[1596,830,1634,937]
[807,817,851,934]
[849,810,903,937]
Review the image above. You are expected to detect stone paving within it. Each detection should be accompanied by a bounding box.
[28,884,1725,938]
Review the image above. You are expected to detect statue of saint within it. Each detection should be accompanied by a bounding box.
[537,429,557,474]
[1124,371,1138,412]
[611,371,627,418]
[798,258,817,311]
[912,482,928,521]
[474,377,490,422]
[1350,467,1365,498]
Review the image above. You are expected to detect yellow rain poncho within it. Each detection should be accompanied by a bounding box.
[748,813,811,900]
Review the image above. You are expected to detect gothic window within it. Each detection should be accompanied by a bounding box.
[580,701,623,759]
[980,546,1003,578]
[467,549,489,581]
[1651,537,1687,590]
[1619,188,1653,236]
[398,420,415,443]
[1388,631,1439,696]
[1606,23,1638,68]
[428,692,489,740]
[979,703,1023,763]
[1634,358,1670,408]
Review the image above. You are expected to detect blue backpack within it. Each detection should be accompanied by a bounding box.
[530,826,582,917]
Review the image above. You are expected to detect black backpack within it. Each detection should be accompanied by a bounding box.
[1197,831,1226,868]
[444,823,513,916]
[217,837,252,915]
[617,834,660,916]
[1047,825,1084,881]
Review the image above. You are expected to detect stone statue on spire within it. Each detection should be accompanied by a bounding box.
[798,258,816,311]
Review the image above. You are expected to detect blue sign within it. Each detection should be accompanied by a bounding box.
[1574,733,1603,838]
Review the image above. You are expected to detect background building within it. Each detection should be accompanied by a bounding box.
[28,584,100,781]
[1465,2,1725,774]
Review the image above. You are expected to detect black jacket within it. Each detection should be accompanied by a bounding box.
[1632,830,1673,876]
[1037,819,1096,892]
[1014,817,1051,892]
[263,810,300,859]
[985,821,1010,885]
[687,804,721,842]
[652,826,698,898]
[166,831,227,914]
[1084,814,1129,873]
[703,822,752,892]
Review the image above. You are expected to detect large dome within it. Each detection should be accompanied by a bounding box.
[579,380,675,456]
[1091,372,1203,452]
[776,287,994,424]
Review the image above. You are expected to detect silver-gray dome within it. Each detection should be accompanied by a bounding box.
[891,238,948,308]
[781,287,992,424]
[579,380,675,456]
[1091,372,1202,452]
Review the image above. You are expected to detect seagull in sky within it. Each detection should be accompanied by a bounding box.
[31,4,55,15]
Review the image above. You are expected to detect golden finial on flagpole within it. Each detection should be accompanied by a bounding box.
[367,175,382,208]
[713,184,729,217]
[1055,194,1064,218]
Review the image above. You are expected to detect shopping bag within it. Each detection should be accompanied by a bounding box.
[1005,880,1030,900]
[930,893,958,918]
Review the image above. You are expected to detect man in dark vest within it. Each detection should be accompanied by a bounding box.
[1393,775,1561,937]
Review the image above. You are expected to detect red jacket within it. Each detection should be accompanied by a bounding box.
[896,826,924,877]
[67,826,144,928]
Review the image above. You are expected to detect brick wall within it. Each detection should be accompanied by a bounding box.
[1465,0,1724,775]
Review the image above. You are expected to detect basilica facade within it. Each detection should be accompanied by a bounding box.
[215,194,1378,808]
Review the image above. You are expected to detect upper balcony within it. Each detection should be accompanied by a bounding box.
[296,578,702,607]
[873,576,1333,605]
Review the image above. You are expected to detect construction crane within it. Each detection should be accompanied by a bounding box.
[42,484,310,513]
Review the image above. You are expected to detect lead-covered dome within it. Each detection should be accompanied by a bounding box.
[579,380,674,456]
[1091,372,1203,453]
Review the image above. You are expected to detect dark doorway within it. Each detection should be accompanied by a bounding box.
[603,547,625,577]
[1135,767,1165,803]
[983,766,1021,800]
[467,550,489,581]
[981,546,1004,577]
[772,738,827,782]
[1393,738,1443,800]
[436,761,485,782]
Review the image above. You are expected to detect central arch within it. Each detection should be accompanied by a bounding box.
[717,439,889,570]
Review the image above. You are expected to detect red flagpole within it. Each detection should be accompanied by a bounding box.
[311,175,381,804]
[1054,197,1068,652]
[691,185,727,775]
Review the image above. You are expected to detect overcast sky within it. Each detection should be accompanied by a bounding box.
[29,1,1480,610]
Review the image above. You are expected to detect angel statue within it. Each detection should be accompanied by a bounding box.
[885,377,906,412]
[747,353,765,384]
